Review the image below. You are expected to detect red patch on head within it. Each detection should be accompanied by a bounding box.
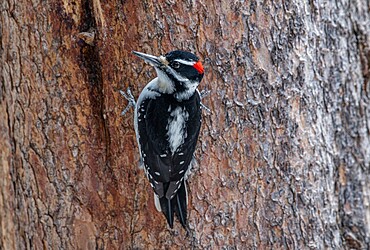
[193,61,204,74]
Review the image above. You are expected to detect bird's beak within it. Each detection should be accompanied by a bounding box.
[132,51,164,68]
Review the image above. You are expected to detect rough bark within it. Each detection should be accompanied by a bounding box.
[1,0,369,249]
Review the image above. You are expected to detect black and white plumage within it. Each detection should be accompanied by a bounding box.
[131,50,204,228]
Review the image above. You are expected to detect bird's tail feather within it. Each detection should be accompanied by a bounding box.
[158,181,187,228]
[174,180,187,228]
[159,195,174,228]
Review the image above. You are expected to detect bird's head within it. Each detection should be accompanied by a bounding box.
[133,50,204,100]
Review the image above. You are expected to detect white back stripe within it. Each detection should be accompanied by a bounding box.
[167,107,189,154]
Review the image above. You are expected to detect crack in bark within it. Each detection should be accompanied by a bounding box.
[129,169,140,248]
[80,0,111,164]
[252,180,261,246]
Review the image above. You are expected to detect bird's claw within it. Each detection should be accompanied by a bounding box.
[199,89,211,99]
[199,89,211,113]
[200,102,211,113]
[120,88,136,116]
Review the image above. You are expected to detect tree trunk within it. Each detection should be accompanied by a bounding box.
[1,0,369,249]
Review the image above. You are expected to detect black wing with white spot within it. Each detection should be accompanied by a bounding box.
[136,91,201,199]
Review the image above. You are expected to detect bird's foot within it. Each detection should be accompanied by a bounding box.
[120,88,136,116]
[199,89,211,113]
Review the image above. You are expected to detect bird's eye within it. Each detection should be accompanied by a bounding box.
[172,62,180,69]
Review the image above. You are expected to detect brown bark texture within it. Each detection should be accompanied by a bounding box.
[1,0,369,249]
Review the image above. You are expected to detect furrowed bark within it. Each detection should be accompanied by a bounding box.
[1,0,369,249]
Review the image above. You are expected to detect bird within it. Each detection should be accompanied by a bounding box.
[121,50,204,228]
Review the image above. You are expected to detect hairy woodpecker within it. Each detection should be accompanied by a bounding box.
[126,50,204,228]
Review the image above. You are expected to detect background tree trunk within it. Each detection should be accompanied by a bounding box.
[1,0,369,249]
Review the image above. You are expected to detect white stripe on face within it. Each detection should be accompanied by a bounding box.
[174,59,196,66]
